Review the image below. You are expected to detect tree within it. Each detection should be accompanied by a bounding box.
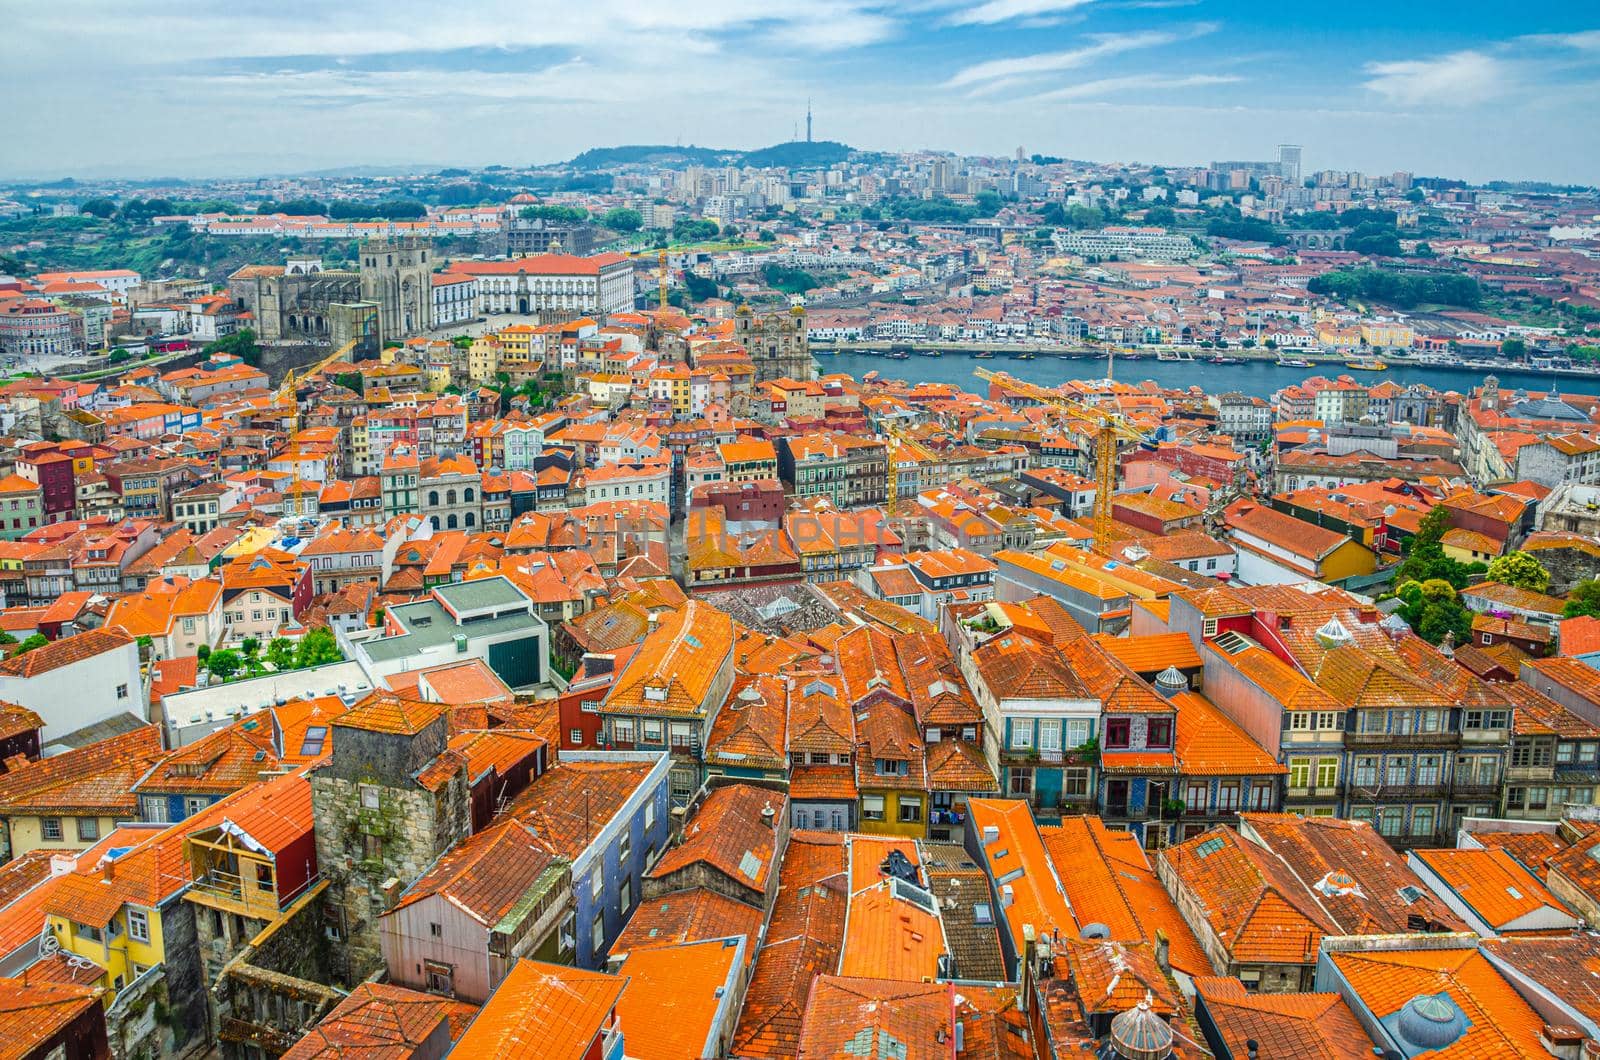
[974,190,1003,217]
[519,204,589,224]
[1501,337,1528,359]
[758,230,776,242]
[1486,550,1551,593]
[12,634,47,657]
[206,649,243,681]
[1144,205,1177,227]
[241,637,259,657]
[205,327,260,366]
[684,273,718,302]
[602,207,642,232]
[107,348,131,364]
[197,643,211,662]
[1418,600,1472,646]
[266,637,296,670]
[1565,579,1600,618]
[294,627,343,668]
[333,372,363,393]
[80,198,117,219]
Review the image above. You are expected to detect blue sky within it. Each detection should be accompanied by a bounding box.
[2,1,1598,182]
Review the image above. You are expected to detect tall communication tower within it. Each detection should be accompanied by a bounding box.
[806,99,813,143]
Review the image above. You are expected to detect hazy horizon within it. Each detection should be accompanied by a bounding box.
[4,2,1599,184]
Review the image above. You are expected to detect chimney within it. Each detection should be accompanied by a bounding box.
[101,857,115,883]
[760,803,775,828]
[953,1020,964,1054]
[1246,1041,1259,1060]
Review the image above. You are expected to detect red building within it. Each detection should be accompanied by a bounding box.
[14,447,75,523]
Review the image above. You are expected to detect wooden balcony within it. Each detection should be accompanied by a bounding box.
[188,868,302,921]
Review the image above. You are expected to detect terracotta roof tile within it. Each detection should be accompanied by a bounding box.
[1192,976,1375,1060]
[0,628,133,678]
[614,939,741,1060]
[0,978,104,1057]
[284,981,477,1058]
[0,726,163,816]
[453,960,620,1059]
[612,886,763,962]
[649,784,782,892]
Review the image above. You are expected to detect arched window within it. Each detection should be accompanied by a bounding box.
[464,487,475,503]
[465,512,475,528]
[428,490,439,507]
[447,514,458,529]
[446,489,457,506]
[430,516,440,530]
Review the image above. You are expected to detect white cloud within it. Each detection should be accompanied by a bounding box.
[1363,50,1509,106]
[1518,29,1600,52]
[1030,72,1241,100]
[949,25,1212,88]
[946,0,1096,27]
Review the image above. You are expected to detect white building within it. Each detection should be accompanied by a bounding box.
[431,274,478,327]
[446,253,634,318]
[0,628,144,744]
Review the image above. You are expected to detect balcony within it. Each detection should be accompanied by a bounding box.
[1347,783,1447,802]
[1345,732,1460,750]
[1449,782,1501,799]
[1285,784,1343,800]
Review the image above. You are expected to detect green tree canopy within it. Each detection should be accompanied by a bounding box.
[1486,550,1551,593]
[206,649,243,680]
[12,634,47,657]
[79,199,117,218]
[1564,579,1600,618]
[602,207,642,231]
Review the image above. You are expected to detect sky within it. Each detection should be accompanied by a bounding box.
[3,2,1598,183]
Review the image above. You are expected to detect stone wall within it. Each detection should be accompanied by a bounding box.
[311,770,469,983]
[213,887,344,1060]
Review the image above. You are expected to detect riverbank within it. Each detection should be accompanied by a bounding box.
[816,349,1600,401]
[812,340,1600,383]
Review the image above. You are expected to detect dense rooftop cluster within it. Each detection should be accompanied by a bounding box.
[0,152,1598,1059]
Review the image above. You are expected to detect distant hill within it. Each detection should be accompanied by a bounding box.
[568,140,853,171]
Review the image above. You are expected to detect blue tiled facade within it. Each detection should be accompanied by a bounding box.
[566,751,673,970]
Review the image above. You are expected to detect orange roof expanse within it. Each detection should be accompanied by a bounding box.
[967,799,1077,953]
[615,939,740,1060]
[451,960,622,1058]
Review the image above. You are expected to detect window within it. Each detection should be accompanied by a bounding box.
[619,875,632,910]
[1248,784,1272,810]
[1217,783,1241,812]
[1063,768,1090,797]
[1037,720,1061,752]
[1010,723,1032,751]
[127,909,149,943]
[644,799,655,831]
[1385,758,1409,787]
[1464,709,1510,731]
[1316,758,1339,787]
[1354,757,1378,786]
[430,922,443,937]
[1378,807,1404,836]
[1528,787,1550,811]
[619,831,631,862]
[1358,710,1386,734]
[642,719,663,743]
[590,872,604,900]
[874,758,908,777]
[1288,758,1312,787]
[424,960,454,996]
[363,835,383,861]
[1009,770,1033,796]
[670,724,693,749]
[1186,781,1208,810]
[1146,718,1172,750]
[570,728,583,745]
[898,798,923,824]
[862,795,886,821]
[670,771,695,801]
[116,684,129,700]
[1416,755,1442,785]
[1418,710,1442,734]
[360,785,381,810]
[185,797,207,818]
[1104,718,1131,750]
[41,818,61,841]
[76,819,98,842]
[1290,713,1311,731]
[1065,719,1090,747]
[613,720,635,743]
[1412,806,1436,837]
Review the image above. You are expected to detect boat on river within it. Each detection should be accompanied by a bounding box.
[1345,358,1387,371]
[1157,350,1195,362]
[1275,357,1313,368]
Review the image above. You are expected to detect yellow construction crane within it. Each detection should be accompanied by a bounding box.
[275,336,361,426]
[883,421,941,513]
[974,367,1147,544]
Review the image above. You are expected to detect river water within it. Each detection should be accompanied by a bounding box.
[816,351,1600,402]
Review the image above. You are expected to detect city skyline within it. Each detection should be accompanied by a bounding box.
[3,2,1599,183]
